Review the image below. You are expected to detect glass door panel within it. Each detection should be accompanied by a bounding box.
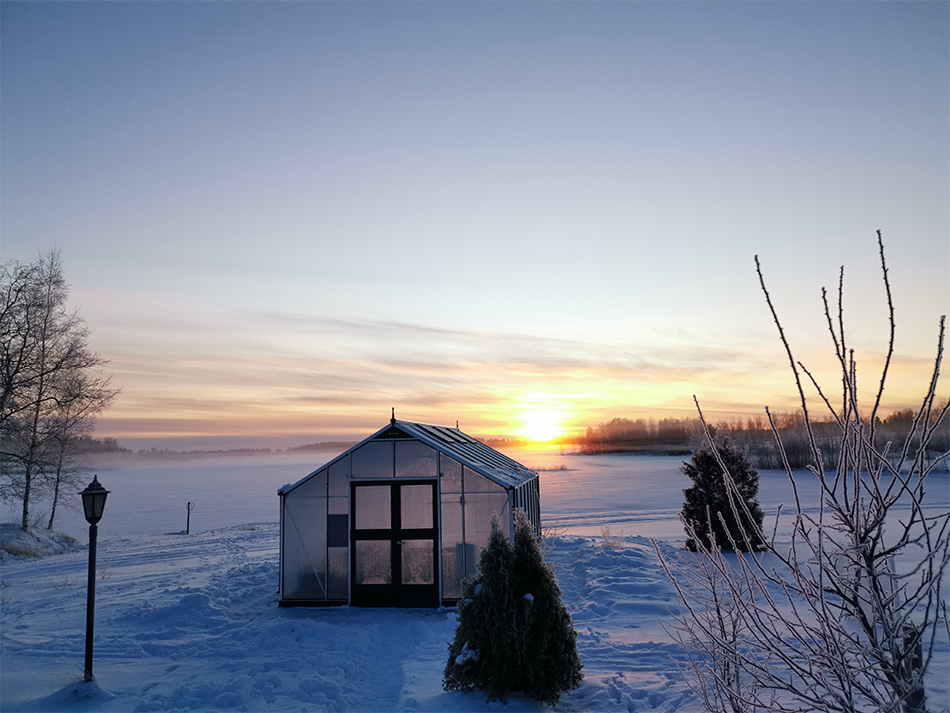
[400,484,434,529]
[401,540,435,585]
[354,541,392,585]
[354,485,391,530]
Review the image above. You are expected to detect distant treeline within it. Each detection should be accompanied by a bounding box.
[80,436,274,459]
[570,417,694,454]
[567,409,949,470]
[85,436,518,459]
[75,436,131,454]
[286,441,358,453]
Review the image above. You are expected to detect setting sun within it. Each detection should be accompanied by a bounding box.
[518,410,566,443]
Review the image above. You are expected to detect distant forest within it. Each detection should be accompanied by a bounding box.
[83,408,949,471]
[565,409,950,470]
[79,437,274,459]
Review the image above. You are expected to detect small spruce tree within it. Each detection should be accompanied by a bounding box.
[510,510,583,704]
[443,511,583,704]
[681,432,764,552]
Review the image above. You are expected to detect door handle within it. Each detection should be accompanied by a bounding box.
[396,540,404,545]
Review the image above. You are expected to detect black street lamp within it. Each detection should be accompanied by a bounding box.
[80,475,109,682]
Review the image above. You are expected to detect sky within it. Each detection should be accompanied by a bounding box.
[2,1,948,449]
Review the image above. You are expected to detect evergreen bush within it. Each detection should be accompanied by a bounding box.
[443,511,582,704]
[681,433,764,552]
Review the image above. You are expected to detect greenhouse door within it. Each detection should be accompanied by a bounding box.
[350,481,438,607]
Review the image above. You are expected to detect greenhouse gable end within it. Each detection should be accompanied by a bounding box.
[278,419,540,607]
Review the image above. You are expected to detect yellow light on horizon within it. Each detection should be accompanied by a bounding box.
[517,409,567,443]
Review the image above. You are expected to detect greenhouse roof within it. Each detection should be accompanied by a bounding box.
[279,419,538,495]
[387,419,538,489]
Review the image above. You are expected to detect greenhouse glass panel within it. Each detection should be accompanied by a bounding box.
[400,484,433,529]
[463,466,504,493]
[351,441,393,479]
[401,540,434,585]
[328,496,348,515]
[282,496,327,599]
[440,492,464,599]
[327,547,348,599]
[295,469,327,498]
[355,486,391,529]
[464,491,509,578]
[440,455,462,493]
[395,441,437,478]
[328,459,348,496]
[355,541,392,585]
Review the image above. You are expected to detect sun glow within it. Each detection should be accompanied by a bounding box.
[518,409,567,443]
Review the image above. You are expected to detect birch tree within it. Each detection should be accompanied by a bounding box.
[0,250,117,531]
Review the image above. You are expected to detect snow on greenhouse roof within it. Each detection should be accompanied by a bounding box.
[390,420,538,489]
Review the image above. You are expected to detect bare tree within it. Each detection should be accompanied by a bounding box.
[654,232,949,713]
[0,250,117,531]
[44,369,117,530]
[1,259,43,429]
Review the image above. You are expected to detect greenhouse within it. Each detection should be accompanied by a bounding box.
[278,417,540,607]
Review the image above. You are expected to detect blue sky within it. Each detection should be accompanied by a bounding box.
[2,2,948,447]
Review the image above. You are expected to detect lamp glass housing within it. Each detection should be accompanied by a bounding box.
[80,476,109,526]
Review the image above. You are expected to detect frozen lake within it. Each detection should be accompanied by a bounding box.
[4,448,696,540]
[9,446,937,544]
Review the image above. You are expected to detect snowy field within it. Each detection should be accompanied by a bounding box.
[1,449,948,712]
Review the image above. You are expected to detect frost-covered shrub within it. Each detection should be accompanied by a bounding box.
[681,433,764,552]
[443,511,582,704]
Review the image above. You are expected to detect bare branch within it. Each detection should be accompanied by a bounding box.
[657,234,946,713]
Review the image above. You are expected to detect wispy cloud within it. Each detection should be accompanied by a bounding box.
[6,2,940,445]
[91,299,809,438]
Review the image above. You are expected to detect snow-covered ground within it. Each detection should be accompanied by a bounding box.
[1,450,947,712]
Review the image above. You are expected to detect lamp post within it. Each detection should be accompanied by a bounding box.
[80,475,109,683]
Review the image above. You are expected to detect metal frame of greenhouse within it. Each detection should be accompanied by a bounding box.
[278,416,540,607]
